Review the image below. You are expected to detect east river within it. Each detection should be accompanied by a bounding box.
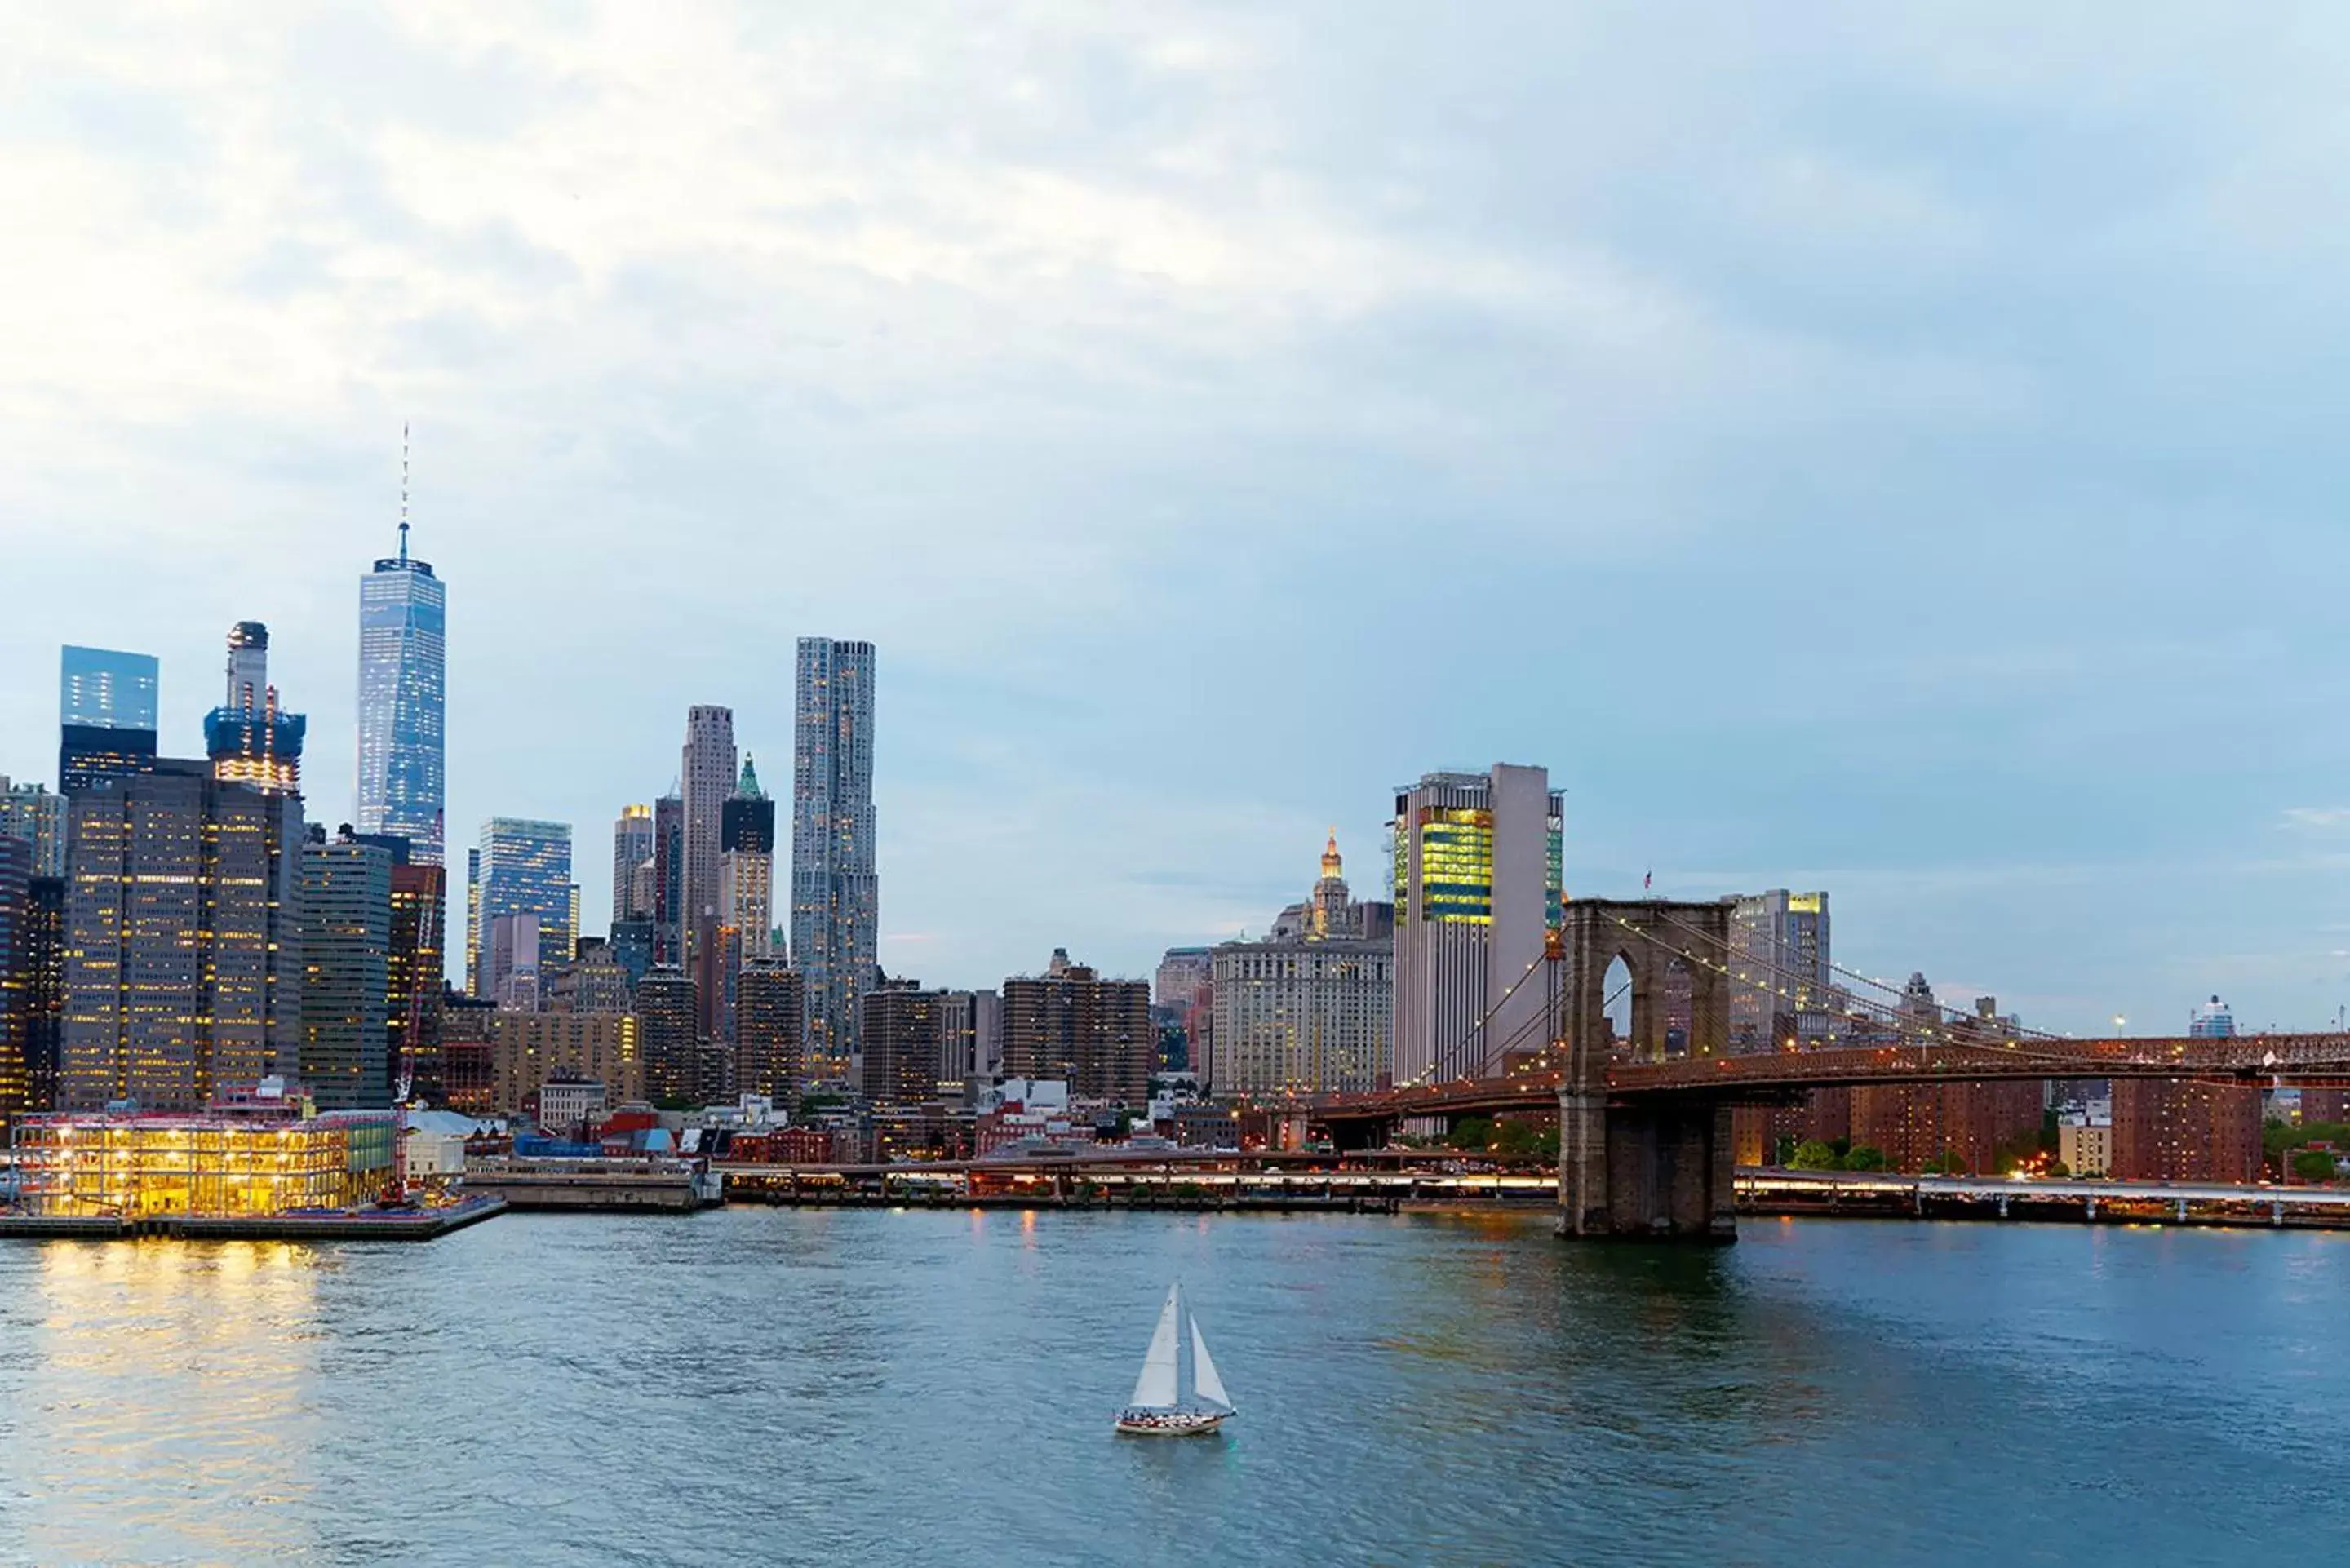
[0,1210,2343,1565]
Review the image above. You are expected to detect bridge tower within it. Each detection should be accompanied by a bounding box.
[1558,898,1738,1242]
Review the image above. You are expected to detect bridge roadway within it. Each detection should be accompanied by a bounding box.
[1286,1032,2350,1128]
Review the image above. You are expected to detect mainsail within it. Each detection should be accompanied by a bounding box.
[1129,1285,1182,1409]
[1190,1318,1230,1411]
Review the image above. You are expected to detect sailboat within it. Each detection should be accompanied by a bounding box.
[1114,1283,1235,1437]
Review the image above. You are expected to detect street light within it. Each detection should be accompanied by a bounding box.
[2113,1014,2127,1037]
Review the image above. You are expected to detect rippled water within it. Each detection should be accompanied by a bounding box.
[0,1210,2342,1565]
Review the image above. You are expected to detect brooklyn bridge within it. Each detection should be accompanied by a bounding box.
[1267,897,2350,1242]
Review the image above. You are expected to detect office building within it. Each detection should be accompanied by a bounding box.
[2059,1121,2113,1179]
[680,706,738,979]
[357,511,448,864]
[17,877,64,1111]
[611,804,655,926]
[1390,764,1563,1086]
[636,965,698,1105]
[862,982,946,1107]
[59,644,160,791]
[486,913,543,1011]
[0,836,28,1111]
[489,1010,642,1113]
[791,637,877,1075]
[1158,947,1214,1083]
[938,988,1003,1082]
[651,791,685,966]
[1210,937,1392,1097]
[203,622,307,797]
[386,861,446,1103]
[1728,890,1833,1052]
[550,941,633,1014]
[61,761,304,1111]
[299,831,392,1110]
[438,991,497,1114]
[0,777,66,878]
[1001,950,1153,1105]
[721,756,776,962]
[736,962,805,1101]
[468,817,572,994]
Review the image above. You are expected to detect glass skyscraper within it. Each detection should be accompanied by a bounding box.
[357,521,446,865]
[791,638,877,1075]
[468,818,572,997]
[58,645,159,792]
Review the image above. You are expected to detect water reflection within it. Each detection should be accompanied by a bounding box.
[9,1241,324,1562]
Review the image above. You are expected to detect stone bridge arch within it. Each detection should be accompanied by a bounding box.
[1563,899,1731,1083]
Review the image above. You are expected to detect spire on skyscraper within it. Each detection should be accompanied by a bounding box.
[1322,828,1342,881]
[737,754,764,799]
[398,423,410,563]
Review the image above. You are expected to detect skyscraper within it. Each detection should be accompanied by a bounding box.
[62,760,304,1110]
[611,804,655,927]
[204,622,306,796]
[469,817,573,994]
[862,982,945,1107]
[58,645,159,792]
[1727,890,1833,1052]
[387,859,446,1102]
[357,493,448,865]
[0,777,66,878]
[792,638,877,1074]
[720,756,775,962]
[1389,764,1563,1086]
[680,706,737,981]
[736,961,806,1101]
[636,965,698,1105]
[0,835,29,1113]
[299,831,392,1110]
[650,792,685,967]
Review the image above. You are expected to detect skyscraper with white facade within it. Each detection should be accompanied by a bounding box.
[357,507,447,865]
[1389,764,1563,1086]
[791,638,877,1074]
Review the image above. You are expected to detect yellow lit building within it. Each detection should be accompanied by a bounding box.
[11,1102,396,1218]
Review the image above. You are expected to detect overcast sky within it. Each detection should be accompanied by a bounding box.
[6,3,2350,1032]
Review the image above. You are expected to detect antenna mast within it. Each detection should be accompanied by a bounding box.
[399,423,410,562]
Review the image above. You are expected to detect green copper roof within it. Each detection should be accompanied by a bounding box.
[738,754,765,799]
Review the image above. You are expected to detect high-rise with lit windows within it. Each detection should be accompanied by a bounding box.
[61,760,305,1110]
[204,622,306,797]
[611,804,655,927]
[0,777,66,879]
[468,818,572,994]
[680,706,738,985]
[1727,890,1833,1052]
[357,507,447,865]
[792,638,877,1074]
[1389,764,1563,1087]
[299,831,392,1110]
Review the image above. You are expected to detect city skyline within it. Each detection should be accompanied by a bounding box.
[12,7,2350,1033]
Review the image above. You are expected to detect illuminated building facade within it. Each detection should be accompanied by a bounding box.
[59,644,160,792]
[203,622,307,796]
[0,777,67,878]
[862,982,945,1107]
[611,804,655,926]
[0,835,29,1111]
[357,515,447,865]
[386,861,446,1101]
[1210,938,1392,1097]
[2111,1077,2263,1183]
[61,760,304,1111]
[721,756,776,963]
[298,832,392,1110]
[651,792,685,966]
[636,965,698,1105]
[736,961,805,1100]
[680,706,738,987]
[792,637,878,1075]
[10,1096,397,1217]
[1001,950,1152,1105]
[488,1009,641,1112]
[1390,765,1563,1086]
[468,817,572,994]
[438,992,498,1114]
[1727,890,1833,1052]
[937,988,1002,1083]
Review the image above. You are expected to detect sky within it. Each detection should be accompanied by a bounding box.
[5,2,2350,1034]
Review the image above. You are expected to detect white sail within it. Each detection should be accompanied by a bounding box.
[1128,1286,1182,1409]
[1190,1318,1230,1411]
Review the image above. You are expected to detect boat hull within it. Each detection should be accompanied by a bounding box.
[1114,1409,1230,1437]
